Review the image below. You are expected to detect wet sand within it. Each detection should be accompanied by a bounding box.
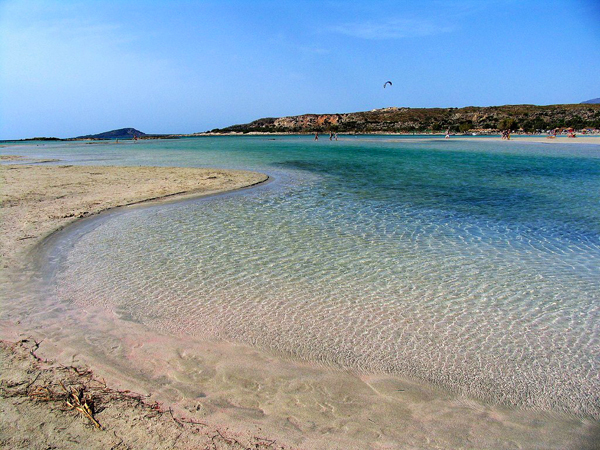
[1,159,598,449]
[0,339,285,450]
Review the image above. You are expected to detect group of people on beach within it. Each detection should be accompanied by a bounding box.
[312,128,581,141]
[547,128,577,139]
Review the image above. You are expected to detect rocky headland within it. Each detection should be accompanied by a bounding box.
[207,103,600,134]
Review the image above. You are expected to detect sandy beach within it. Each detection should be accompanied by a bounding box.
[3,0,599,445]
[0,161,282,449]
[1,155,599,450]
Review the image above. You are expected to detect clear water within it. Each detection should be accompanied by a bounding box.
[10,136,600,417]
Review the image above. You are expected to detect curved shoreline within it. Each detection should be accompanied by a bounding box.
[0,163,282,449]
[0,163,269,270]
[29,173,274,277]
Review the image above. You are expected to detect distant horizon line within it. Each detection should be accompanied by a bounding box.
[2,100,599,141]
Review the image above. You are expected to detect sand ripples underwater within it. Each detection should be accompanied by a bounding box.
[54,153,600,418]
[7,137,587,421]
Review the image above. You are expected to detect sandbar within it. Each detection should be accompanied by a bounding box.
[0,163,268,269]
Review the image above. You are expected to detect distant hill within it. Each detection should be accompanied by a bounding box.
[581,98,600,104]
[76,128,146,139]
[209,104,600,134]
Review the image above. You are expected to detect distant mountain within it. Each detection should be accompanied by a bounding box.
[581,98,600,104]
[76,128,146,139]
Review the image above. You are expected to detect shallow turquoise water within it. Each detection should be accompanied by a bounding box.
[8,136,600,416]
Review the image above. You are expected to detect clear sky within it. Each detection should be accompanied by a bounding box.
[1,0,599,139]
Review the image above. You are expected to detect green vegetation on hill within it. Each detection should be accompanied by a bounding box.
[210,104,600,134]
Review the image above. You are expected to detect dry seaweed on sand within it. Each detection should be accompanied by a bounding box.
[60,381,103,429]
[1,339,288,449]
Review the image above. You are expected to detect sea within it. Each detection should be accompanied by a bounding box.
[2,135,600,445]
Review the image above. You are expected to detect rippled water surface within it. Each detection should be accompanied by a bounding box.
[17,136,600,417]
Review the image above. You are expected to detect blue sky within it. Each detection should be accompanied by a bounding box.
[1,0,599,139]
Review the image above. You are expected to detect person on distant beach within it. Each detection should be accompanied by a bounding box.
[314,132,319,141]
[329,132,333,141]
[445,128,450,139]
[334,133,338,141]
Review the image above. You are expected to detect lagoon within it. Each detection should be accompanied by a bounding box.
[4,135,600,447]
